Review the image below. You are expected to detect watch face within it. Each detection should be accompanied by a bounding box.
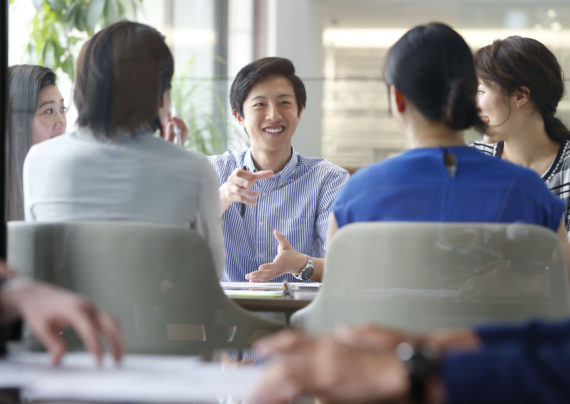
[301,266,314,281]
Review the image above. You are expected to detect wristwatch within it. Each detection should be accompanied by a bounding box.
[396,342,441,403]
[294,255,314,281]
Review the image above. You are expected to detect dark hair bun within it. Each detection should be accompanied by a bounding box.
[443,78,481,130]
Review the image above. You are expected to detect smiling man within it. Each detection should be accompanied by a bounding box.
[208,57,349,283]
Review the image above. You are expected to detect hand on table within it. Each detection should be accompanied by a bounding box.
[0,280,123,365]
[246,230,306,282]
[250,329,409,403]
[219,167,273,215]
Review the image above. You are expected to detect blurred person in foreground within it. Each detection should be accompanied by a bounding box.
[0,264,122,365]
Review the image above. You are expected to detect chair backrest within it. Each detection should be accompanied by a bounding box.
[7,221,284,355]
[291,222,570,334]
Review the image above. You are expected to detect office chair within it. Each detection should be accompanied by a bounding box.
[7,221,285,355]
[291,222,570,334]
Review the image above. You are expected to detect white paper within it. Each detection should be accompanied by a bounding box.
[0,352,264,402]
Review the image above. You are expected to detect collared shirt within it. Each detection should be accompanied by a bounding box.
[471,140,570,235]
[208,148,349,282]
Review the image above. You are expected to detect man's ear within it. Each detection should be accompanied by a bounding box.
[514,86,531,108]
[392,86,406,113]
[232,109,245,127]
[297,107,304,119]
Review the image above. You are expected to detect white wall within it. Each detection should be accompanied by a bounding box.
[265,0,326,157]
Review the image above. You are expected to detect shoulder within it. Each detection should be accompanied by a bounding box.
[207,149,244,173]
[25,132,76,162]
[296,154,349,180]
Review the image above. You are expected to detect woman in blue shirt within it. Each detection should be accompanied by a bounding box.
[330,23,568,256]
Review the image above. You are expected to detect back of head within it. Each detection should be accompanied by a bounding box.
[74,21,174,138]
[230,56,306,118]
[474,36,569,142]
[384,22,482,131]
[7,64,56,220]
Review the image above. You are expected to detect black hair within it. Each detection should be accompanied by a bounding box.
[74,21,174,138]
[7,64,57,220]
[384,22,483,131]
[230,57,306,118]
[474,36,570,142]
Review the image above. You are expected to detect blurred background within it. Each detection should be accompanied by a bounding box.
[8,0,570,170]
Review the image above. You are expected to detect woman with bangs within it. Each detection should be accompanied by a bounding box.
[472,36,570,235]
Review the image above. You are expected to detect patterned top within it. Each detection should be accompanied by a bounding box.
[208,148,349,282]
[471,140,570,234]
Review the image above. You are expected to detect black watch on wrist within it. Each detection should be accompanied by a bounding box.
[294,255,314,281]
[396,342,441,404]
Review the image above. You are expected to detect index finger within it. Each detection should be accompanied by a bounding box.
[234,169,273,189]
[66,304,105,364]
[95,311,123,364]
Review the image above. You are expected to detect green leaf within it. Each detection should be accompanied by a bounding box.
[46,0,66,12]
[104,0,120,25]
[42,39,56,67]
[31,0,44,10]
[86,0,105,32]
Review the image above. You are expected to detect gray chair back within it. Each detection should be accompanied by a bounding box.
[7,221,285,355]
[291,222,570,334]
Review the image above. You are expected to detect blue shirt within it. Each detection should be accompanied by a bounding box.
[332,146,564,232]
[208,149,349,282]
[443,319,570,403]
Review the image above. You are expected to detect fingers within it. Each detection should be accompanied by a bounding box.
[30,321,67,366]
[162,116,188,145]
[273,230,292,249]
[228,184,260,205]
[231,168,273,189]
[245,267,275,282]
[254,329,312,357]
[66,303,105,364]
[95,311,123,364]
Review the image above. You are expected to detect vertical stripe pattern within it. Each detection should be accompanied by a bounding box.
[208,149,349,282]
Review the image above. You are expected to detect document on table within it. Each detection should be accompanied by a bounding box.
[222,281,321,296]
[0,352,263,402]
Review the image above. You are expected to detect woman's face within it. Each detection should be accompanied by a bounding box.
[31,84,67,144]
[476,80,513,141]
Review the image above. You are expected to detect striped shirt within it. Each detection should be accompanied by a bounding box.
[471,140,570,234]
[208,149,349,282]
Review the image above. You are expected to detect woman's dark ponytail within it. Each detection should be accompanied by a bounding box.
[385,23,482,132]
[443,78,483,131]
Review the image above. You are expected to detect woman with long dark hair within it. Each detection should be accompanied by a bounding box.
[7,65,66,220]
[472,36,570,234]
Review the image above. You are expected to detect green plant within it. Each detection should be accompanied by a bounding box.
[18,0,141,81]
[172,59,244,155]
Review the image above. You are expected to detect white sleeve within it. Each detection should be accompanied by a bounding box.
[195,157,225,279]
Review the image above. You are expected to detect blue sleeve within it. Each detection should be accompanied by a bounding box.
[443,343,570,403]
[443,319,570,403]
[331,168,369,228]
[476,319,570,349]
